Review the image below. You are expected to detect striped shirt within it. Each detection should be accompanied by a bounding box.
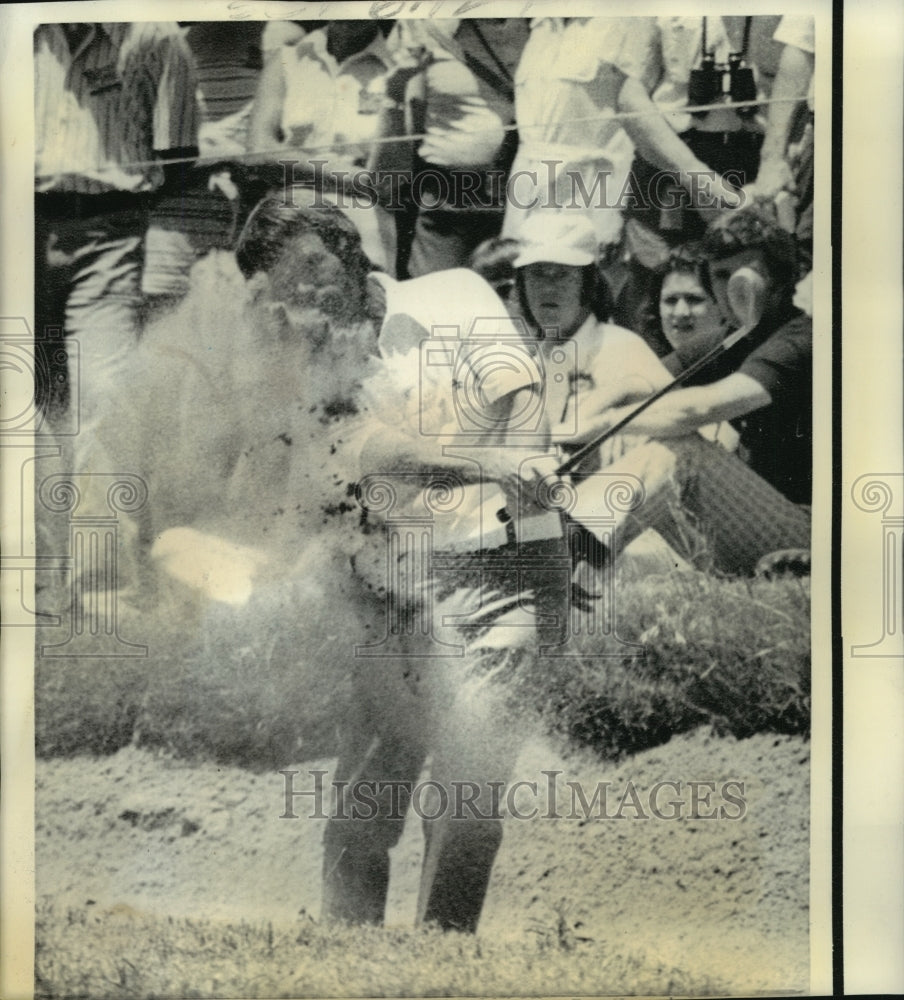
[35,22,199,194]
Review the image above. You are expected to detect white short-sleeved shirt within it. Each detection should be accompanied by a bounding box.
[279,28,391,166]
[504,17,660,246]
[277,29,396,270]
[395,18,526,170]
[547,314,673,434]
[773,16,815,54]
[650,16,735,133]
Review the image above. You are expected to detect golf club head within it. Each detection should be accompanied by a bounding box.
[727,266,767,329]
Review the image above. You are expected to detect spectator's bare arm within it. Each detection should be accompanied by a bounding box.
[617,74,742,217]
[747,43,814,200]
[554,372,770,446]
[603,372,771,440]
[246,51,287,158]
[365,48,432,186]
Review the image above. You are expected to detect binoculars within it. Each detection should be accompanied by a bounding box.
[688,53,758,118]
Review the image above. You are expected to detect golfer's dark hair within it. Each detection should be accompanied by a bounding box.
[234,198,374,289]
[514,263,615,334]
[701,205,798,290]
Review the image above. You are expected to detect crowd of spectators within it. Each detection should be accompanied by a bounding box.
[34,13,814,426]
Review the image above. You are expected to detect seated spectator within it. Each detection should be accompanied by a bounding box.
[635,245,728,367]
[640,247,740,451]
[511,212,670,435]
[560,206,812,508]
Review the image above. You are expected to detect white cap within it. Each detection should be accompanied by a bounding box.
[514,212,599,269]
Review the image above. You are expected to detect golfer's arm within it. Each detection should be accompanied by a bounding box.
[608,373,772,438]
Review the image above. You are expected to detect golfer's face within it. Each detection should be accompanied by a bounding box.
[660,271,724,362]
[522,262,586,336]
[277,231,349,314]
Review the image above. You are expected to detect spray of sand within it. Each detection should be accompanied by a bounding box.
[81,253,540,768]
[80,252,387,739]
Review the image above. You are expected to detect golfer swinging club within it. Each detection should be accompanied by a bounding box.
[326,213,666,931]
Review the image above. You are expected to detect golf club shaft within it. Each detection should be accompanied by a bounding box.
[555,321,756,477]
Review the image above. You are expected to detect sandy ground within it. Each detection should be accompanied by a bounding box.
[36,726,809,994]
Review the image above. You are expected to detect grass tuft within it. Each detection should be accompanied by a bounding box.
[36,568,809,767]
[35,899,727,999]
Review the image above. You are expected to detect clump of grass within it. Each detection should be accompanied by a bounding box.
[36,567,809,768]
[34,648,148,757]
[514,570,810,760]
[35,573,355,770]
[35,899,729,998]
[134,619,348,771]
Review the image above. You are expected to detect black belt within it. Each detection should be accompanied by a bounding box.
[36,190,151,219]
